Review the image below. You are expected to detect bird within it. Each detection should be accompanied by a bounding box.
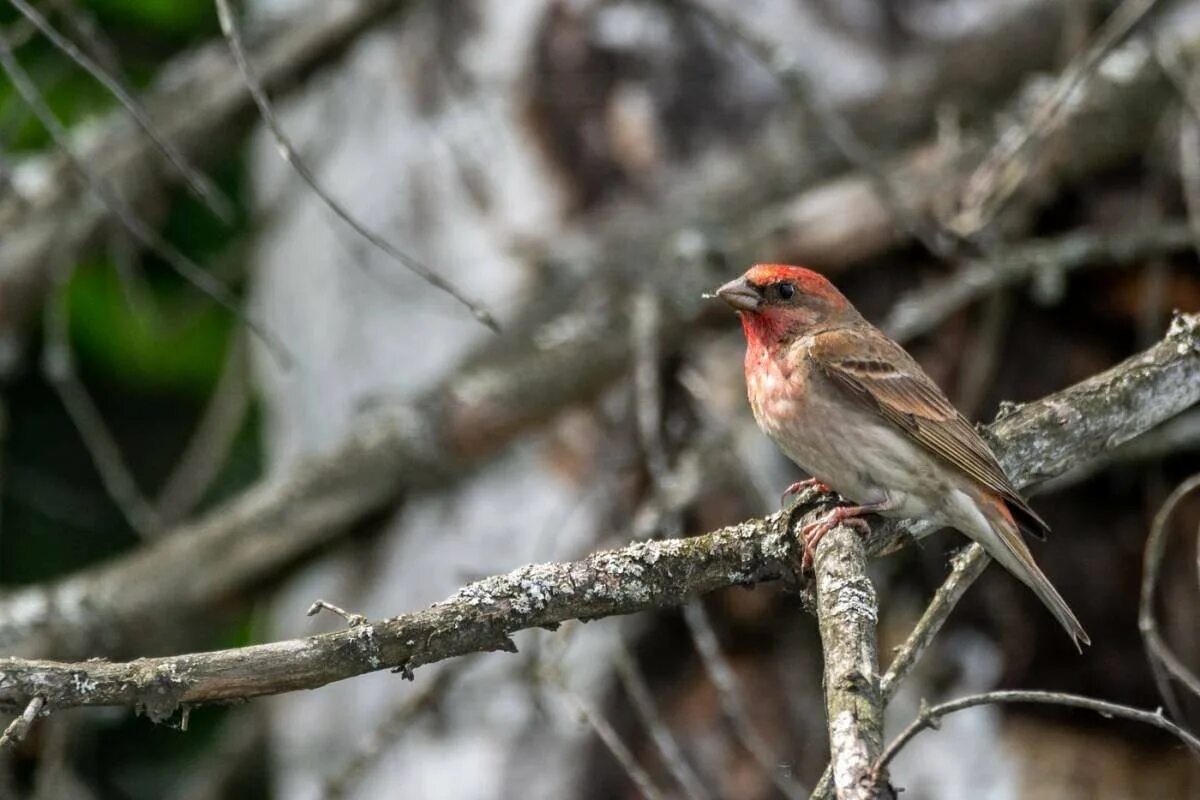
[712,263,1089,650]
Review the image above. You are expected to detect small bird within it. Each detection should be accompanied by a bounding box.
[714,263,1089,650]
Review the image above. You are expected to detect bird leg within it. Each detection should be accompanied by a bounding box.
[798,498,892,571]
[781,477,833,506]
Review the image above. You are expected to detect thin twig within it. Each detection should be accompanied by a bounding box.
[951,0,1161,235]
[880,546,990,703]
[6,0,233,220]
[1139,473,1200,718]
[558,682,668,800]
[873,690,1200,786]
[0,695,43,750]
[212,0,499,332]
[0,33,292,367]
[1180,111,1200,261]
[306,599,367,628]
[44,0,124,78]
[154,334,250,524]
[614,643,713,800]
[42,262,162,539]
[883,223,1195,343]
[683,602,808,800]
[674,0,966,262]
[321,663,464,800]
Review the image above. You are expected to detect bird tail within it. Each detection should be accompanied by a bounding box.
[977,497,1090,652]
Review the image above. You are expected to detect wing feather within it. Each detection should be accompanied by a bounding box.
[808,327,1049,539]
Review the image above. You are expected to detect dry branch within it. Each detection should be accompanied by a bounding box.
[1140,473,1200,716]
[753,28,1197,273]
[212,0,498,330]
[0,0,418,350]
[0,2,1094,659]
[874,690,1200,785]
[0,0,1064,356]
[883,223,1195,343]
[0,316,1194,718]
[812,524,884,800]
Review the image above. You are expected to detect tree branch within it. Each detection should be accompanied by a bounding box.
[1139,473,1200,718]
[0,0,418,351]
[754,23,1197,275]
[812,524,884,800]
[873,690,1200,787]
[883,223,1195,343]
[0,315,1194,720]
[212,0,498,331]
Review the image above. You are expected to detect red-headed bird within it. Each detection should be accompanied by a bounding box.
[714,264,1088,650]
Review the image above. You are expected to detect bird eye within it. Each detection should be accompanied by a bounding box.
[777,282,795,300]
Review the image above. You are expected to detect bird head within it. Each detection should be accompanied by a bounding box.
[712,264,856,349]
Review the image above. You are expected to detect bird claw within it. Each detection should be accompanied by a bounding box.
[781,478,833,506]
[797,508,871,571]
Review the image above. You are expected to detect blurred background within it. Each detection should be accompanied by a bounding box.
[1,0,1199,797]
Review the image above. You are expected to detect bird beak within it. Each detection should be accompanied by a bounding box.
[713,277,761,313]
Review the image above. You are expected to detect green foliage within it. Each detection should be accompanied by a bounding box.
[66,262,235,393]
[84,0,217,37]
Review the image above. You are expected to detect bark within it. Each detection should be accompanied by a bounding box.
[813,526,884,800]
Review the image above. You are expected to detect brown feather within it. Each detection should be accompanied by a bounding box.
[807,326,1049,540]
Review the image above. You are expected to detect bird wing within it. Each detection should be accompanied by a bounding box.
[807,326,1049,539]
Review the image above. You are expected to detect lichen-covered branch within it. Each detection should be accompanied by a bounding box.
[812,524,885,800]
[0,315,1194,721]
[0,517,800,717]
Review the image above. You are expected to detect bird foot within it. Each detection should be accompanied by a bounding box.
[781,478,833,506]
[798,507,871,571]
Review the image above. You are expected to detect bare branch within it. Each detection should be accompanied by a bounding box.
[682,601,808,800]
[882,223,1194,343]
[614,643,713,800]
[873,690,1200,786]
[212,0,498,332]
[556,682,668,800]
[1140,473,1200,717]
[0,696,43,750]
[811,522,884,800]
[0,315,1193,721]
[950,0,1161,236]
[41,262,162,539]
[7,0,233,220]
[320,663,463,800]
[0,297,1193,676]
[0,33,292,367]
